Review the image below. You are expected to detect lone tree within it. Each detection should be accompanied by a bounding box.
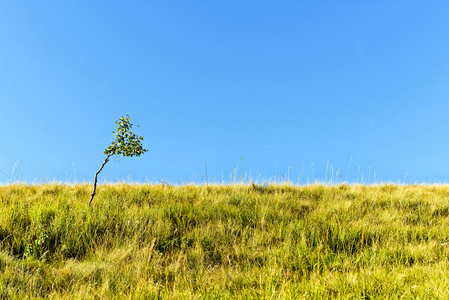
[89,115,147,206]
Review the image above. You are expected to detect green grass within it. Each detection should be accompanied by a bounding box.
[1,183,449,299]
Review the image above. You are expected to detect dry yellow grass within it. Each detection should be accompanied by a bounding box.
[0,183,449,298]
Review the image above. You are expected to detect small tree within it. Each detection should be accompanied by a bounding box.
[89,115,147,206]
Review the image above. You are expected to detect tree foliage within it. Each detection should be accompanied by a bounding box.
[104,115,147,157]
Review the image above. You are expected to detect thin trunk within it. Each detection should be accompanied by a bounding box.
[89,153,113,206]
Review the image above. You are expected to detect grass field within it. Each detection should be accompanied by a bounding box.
[1,183,449,299]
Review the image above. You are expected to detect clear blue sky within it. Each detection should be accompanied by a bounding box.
[1,2,449,184]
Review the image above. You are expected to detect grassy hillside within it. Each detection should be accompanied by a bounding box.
[1,183,449,299]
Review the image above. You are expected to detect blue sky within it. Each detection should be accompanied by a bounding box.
[1,2,449,184]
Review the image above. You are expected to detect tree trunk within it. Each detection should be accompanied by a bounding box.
[89,153,113,206]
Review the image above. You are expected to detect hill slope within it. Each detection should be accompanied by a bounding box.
[1,183,449,299]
